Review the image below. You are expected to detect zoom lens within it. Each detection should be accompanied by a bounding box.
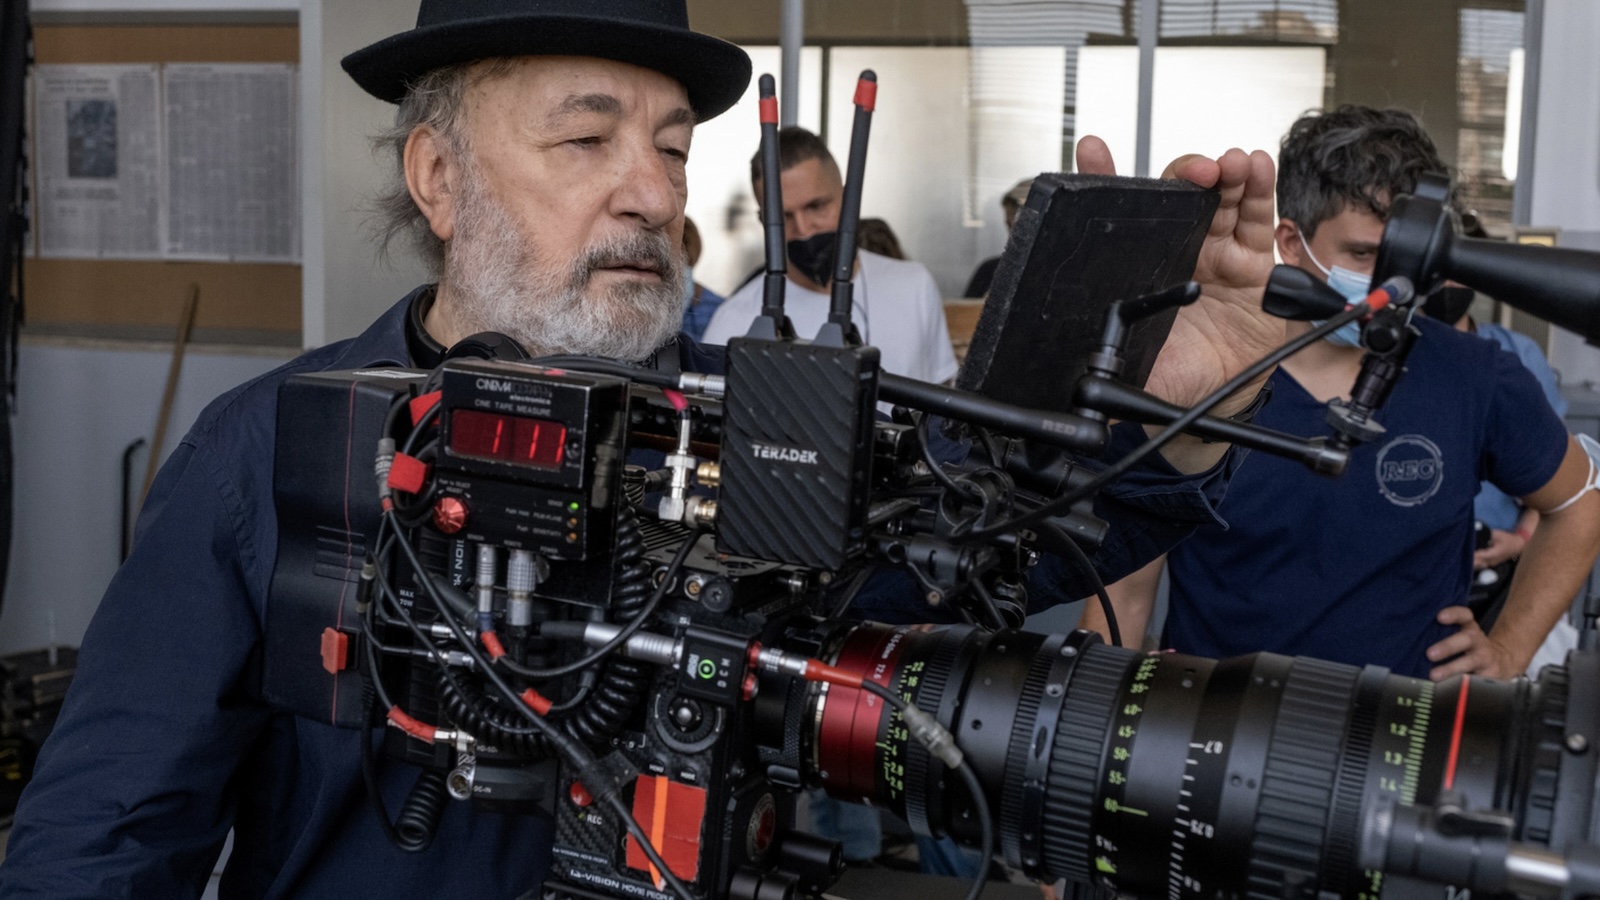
[784,622,1594,900]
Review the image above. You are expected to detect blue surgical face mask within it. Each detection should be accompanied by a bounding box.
[681,265,696,305]
[1299,231,1372,348]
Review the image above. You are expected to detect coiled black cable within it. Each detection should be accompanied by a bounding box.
[393,769,449,853]
[430,506,658,756]
[435,671,549,757]
[564,506,654,745]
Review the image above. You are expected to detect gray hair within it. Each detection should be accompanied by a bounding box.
[370,59,517,274]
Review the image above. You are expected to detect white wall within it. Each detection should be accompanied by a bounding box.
[0,341,291,654]
[1530,2,1600,390]
[1076,45,1324,185]
[301,0,429,347]
[683,46,824,298]
[32,0,293,11]
[825,46,1066,298]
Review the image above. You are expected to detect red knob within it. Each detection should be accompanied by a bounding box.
[432,496,468,534]
[570,781,593,807]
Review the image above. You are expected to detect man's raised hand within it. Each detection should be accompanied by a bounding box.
[1075,137,1282,471]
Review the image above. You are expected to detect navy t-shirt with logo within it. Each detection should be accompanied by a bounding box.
[1164,315,1568,677]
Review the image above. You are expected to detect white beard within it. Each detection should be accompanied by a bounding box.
[440,161,688,362]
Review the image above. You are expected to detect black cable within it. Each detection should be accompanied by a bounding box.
[356,404,475,854]
[549,508,657,746]
[392,770,449,852]
[1033,518,1121,648]
[968,579,1009,631]
[853,679,994,900]
[542,669,598,715]
[826,565,876,619]
[955,306,1368,545]
[952,762,996,900]
[358,626,408,851]
[492,531,700,682]
[972,426,1004,475]
[384,513,697,900]
[915,411,979,501]
[367,543,549,752]
[911,413,1016,541]
[358,716,406,850]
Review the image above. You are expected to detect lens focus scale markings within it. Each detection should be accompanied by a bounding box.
[798,623,1583,900]
[1353,676,1436,900]
[1044,639,1134,883]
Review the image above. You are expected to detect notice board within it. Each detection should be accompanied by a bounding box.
[26,23,300,345]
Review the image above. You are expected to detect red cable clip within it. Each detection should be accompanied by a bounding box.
[409,391,442,426]
[387,707,437,742]
[387,452,429,494]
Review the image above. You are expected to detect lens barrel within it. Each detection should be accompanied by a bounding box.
[787,622,1586,900]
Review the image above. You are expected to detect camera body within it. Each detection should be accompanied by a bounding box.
[262,349,1600,900]
[265,356,864,900]
[258,170,1600,900]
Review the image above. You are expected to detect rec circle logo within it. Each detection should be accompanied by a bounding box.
[1375,434,1445,508]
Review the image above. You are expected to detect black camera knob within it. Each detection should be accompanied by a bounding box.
[672,698,705,732]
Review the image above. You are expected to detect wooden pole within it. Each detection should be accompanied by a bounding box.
[139,284,199,509]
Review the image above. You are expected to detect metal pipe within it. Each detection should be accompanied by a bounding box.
[780,0,804,127]
[1512,0,1543,226]
[1134,0,1159,177]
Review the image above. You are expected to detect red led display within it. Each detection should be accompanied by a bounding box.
[450,409,568,469]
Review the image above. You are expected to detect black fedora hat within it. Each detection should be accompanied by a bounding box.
[342,0,752,121]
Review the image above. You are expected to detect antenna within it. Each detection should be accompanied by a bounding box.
[815,70,876,348]
[748,73,794,341]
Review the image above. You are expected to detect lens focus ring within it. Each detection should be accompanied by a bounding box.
[1042,642,1138,883]
[1246,657,1359,900]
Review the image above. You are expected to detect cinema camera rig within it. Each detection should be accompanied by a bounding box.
[263,72,1600,900]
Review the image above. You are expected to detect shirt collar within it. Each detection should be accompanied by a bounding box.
[405,285,447,370]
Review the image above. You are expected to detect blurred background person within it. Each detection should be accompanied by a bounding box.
[702,126,958,386]
[856,217,906,261]
[962,177,1033,298]
[1420,280,1565,625]
[1081,105,1600,682]
[680,216,725,342]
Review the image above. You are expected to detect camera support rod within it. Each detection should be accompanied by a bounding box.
[1070,279,1349,474]
[879,373,1108,453]
[1368,800,1600,900]
[1072,375,1346,474]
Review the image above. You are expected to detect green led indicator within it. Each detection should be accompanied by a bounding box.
[697,660,718,679]
[568,501,580,512]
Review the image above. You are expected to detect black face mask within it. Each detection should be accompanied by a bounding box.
[786,232,838,287]
[1422,286,1476,325]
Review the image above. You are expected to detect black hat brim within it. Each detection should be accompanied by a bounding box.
[341,14,752,122]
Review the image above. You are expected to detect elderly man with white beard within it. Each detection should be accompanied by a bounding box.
[0,1,1283,897]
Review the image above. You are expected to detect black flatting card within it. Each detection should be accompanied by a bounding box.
[956,174,1220,412]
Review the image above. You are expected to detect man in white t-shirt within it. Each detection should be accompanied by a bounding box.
[700,126,959,386]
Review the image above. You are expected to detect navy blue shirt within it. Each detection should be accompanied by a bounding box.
[1164,316,1568,677]
[0,287,1239,899]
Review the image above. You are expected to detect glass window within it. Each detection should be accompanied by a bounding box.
[686,1,1526,298]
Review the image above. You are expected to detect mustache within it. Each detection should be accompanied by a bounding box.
[577,232,678,282]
